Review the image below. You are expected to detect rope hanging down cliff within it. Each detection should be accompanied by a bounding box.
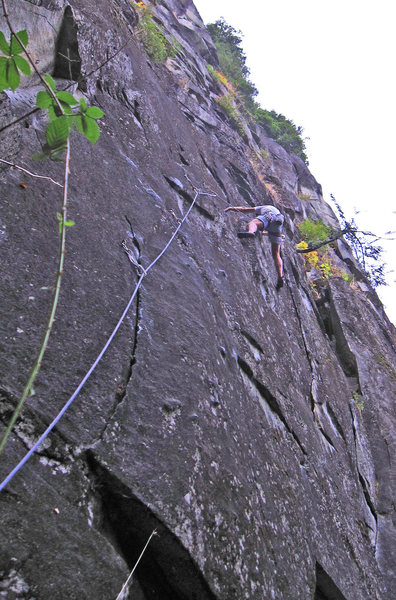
[0,188,216,493]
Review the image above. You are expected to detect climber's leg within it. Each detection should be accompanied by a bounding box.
[271,242,284,290]
[271,242,283,278]
[248,218,264,234]
[237,219,264,238]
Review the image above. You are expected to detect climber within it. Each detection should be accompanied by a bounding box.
[224,204,285,289]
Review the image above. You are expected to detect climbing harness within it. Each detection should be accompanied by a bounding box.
[0,188,216,492]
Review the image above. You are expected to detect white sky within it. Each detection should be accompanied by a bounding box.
[193,0,396,324]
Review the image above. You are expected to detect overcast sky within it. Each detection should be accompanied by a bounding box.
[193,0,396,324]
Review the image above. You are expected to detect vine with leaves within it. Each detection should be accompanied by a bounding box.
[0,0,104,455]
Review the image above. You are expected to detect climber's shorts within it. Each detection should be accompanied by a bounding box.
[257,214,284,245]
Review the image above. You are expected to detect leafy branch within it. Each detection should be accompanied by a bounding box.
[330,194,394,287]
[32,74,104,160]
[0,3,105,456]
[1,0,62,109]
[296,200,395,288]
[0,40,128,135]
[0,4,103,158]
[0,28,31,91]
[296,227,349,253]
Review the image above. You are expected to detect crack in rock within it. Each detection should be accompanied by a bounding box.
[164,175,215,221]
[287,282,346,451]
[96,219,143,442]
[349,403,378,546]
[237,355,307,456]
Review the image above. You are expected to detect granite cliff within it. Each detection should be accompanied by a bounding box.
[1,1,395,598]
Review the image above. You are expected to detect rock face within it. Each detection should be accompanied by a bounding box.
[1,1,395,598]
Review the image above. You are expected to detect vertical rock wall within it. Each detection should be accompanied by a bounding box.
[1,1,395,598]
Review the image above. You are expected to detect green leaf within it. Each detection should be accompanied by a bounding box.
[59,102,74,115]
[36,90,52,109]
[79,97,87,111]
[56,90,78,106]
[32,151,47,161]
[74,114,87,135]
[6,58,20,91]
[34,143,67,162]
[56,214,75,232]
[14,55,31,76]
[84,118,100,144]
[17,30,28,46]
[86,105,104,119]
[0,58,7,91]
[44,73,56,91]
[47,106,58,122]
[10,30,28,55]
[49,146,67,161]
[0,31,10,55]
[75,113,100,144]
[46,116,70,148]
[47,105,69,121]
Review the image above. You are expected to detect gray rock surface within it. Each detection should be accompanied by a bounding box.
[1,1,395,598]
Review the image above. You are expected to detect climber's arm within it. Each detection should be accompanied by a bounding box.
[224,206,256,213]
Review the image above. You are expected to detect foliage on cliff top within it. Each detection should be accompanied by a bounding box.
[207,19,258,111]
[254,108,308,163]
[206,18,308,163]
[134,1,179,62]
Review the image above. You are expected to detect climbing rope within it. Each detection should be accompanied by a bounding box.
[115,529,157,600]
[0,189,216,492]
